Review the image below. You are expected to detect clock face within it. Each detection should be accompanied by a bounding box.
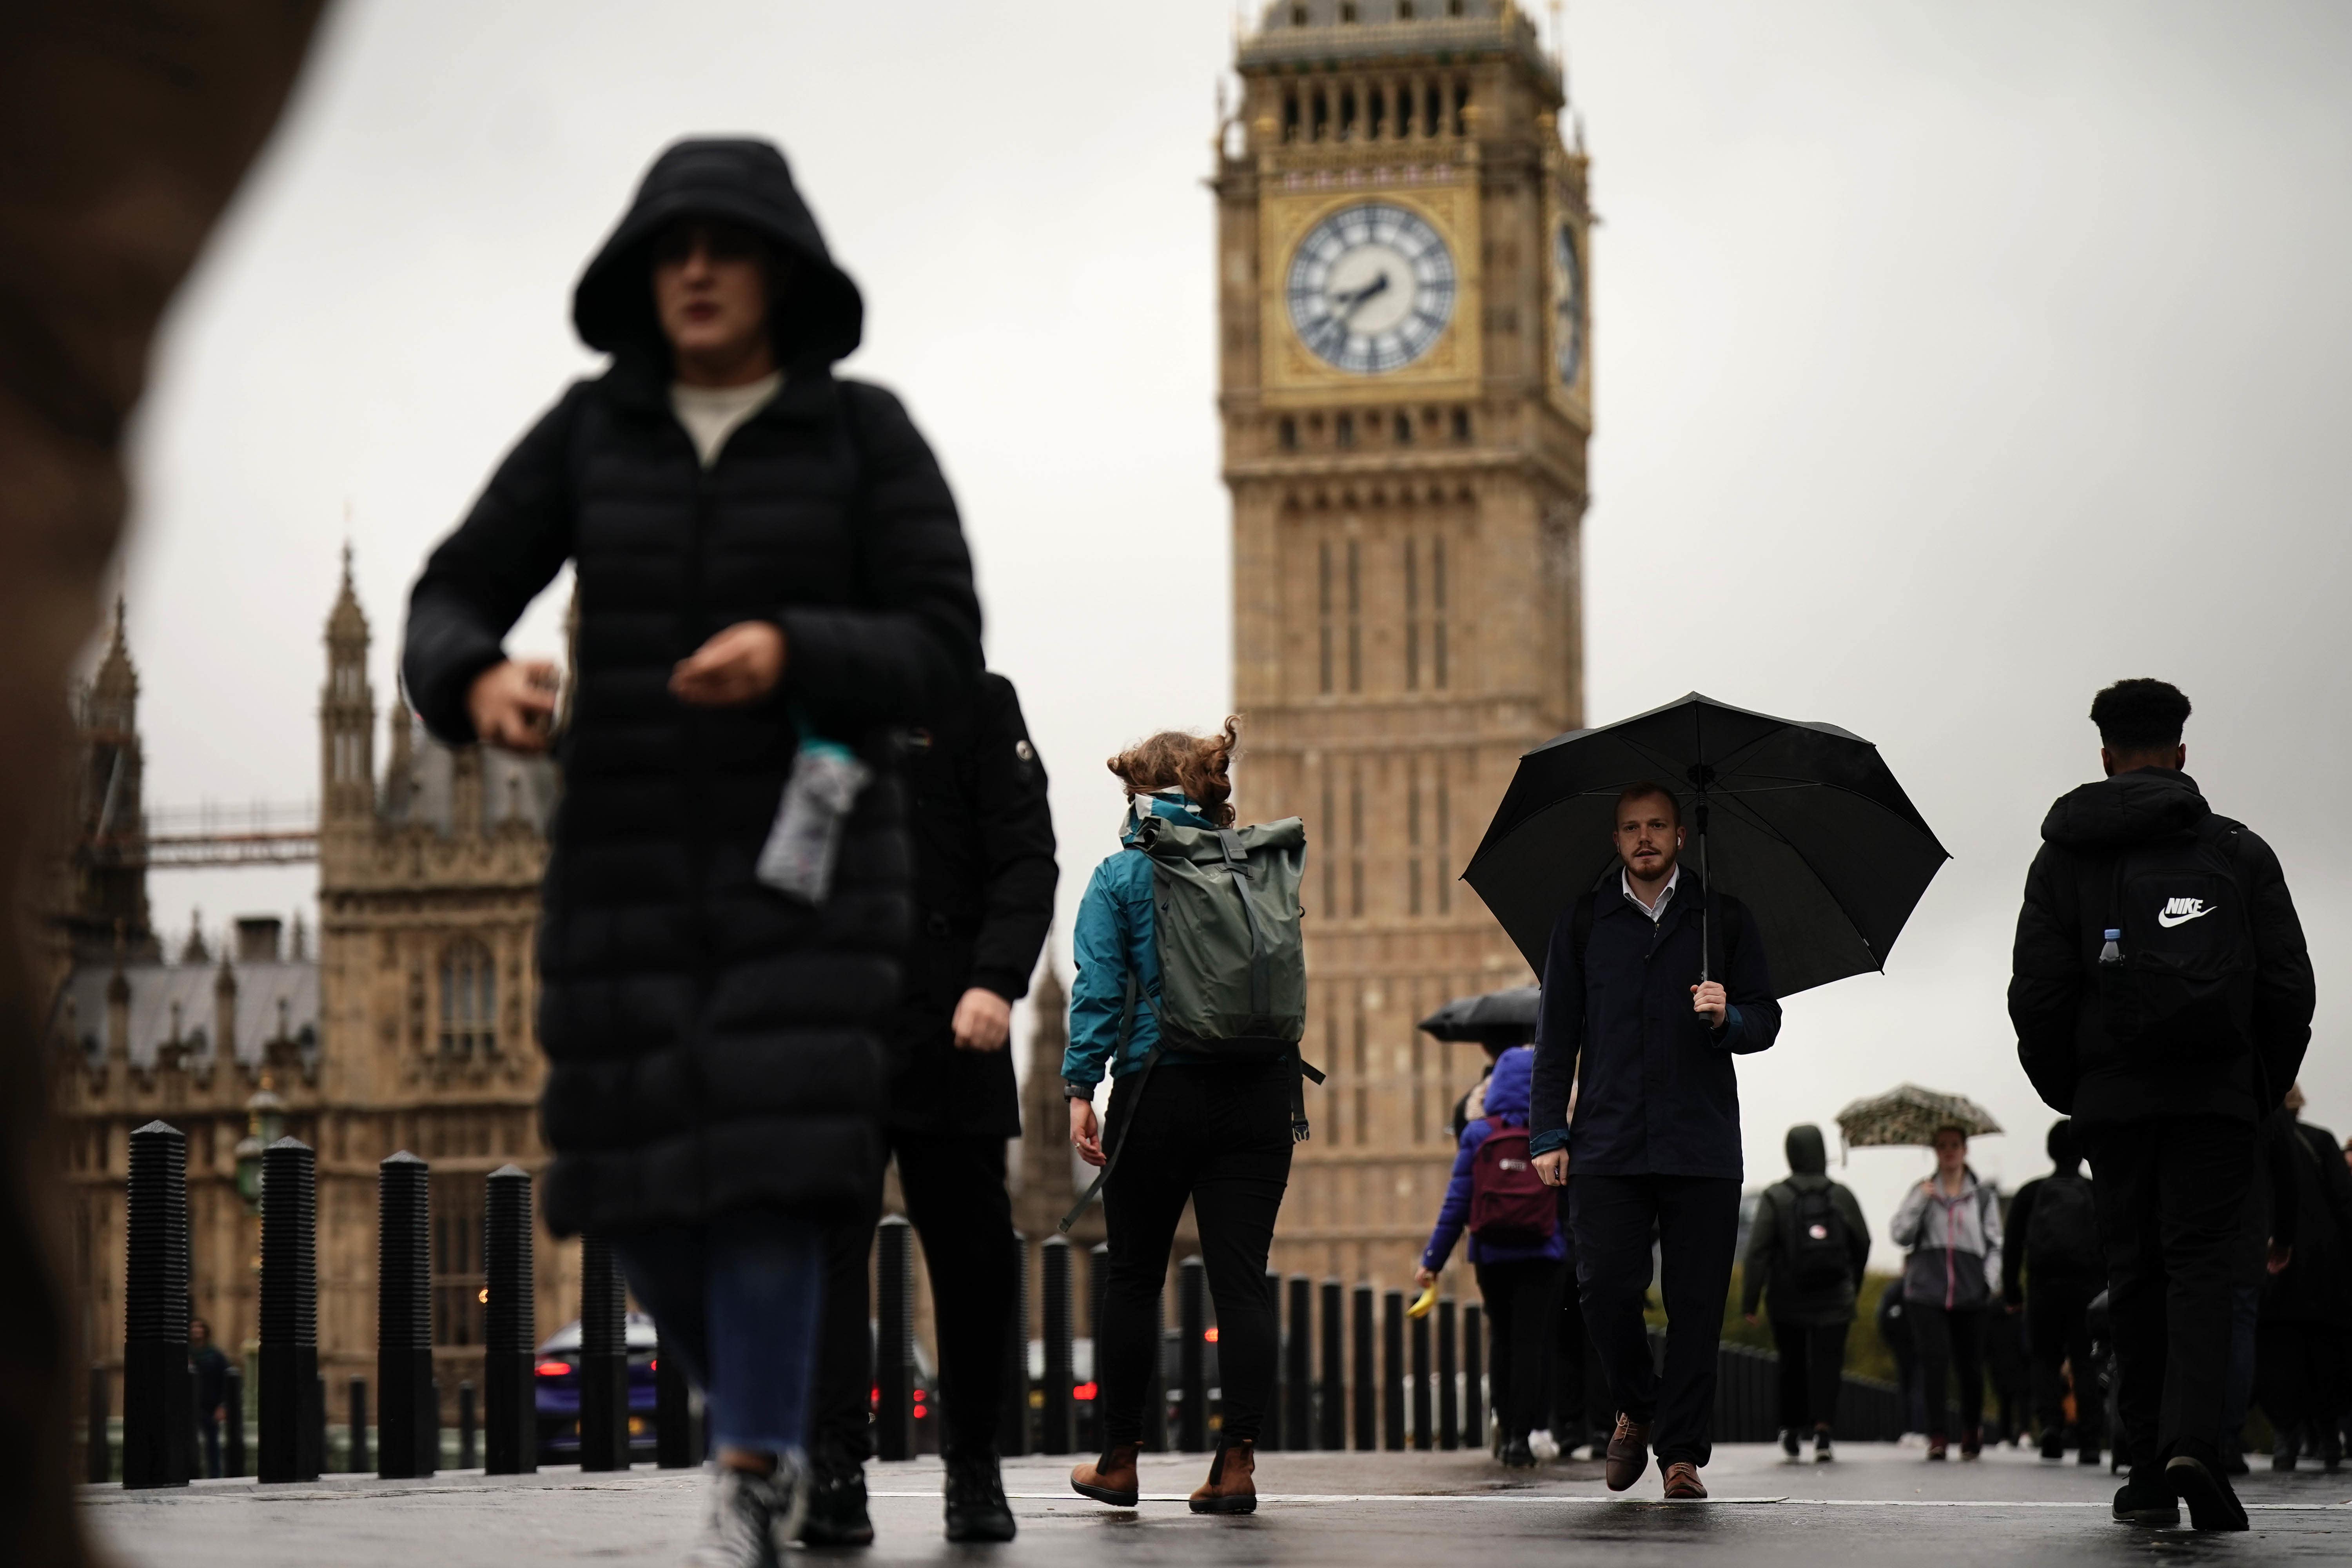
[1553,221,1586,389]
[1285,203,1457,374]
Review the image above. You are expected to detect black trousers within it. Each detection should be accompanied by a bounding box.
[1570,1172,1740,1467]
[1096,1060,1292,1449]
[2027,1278,2102,1442]
[1474,1259,1564,1445]
[2080,1115,2252,1470]
[1552,1275,1610,1445]
[811,1132,1015,1463]
[1913,1305,1984,1438]
[1769,1318,1849,1433]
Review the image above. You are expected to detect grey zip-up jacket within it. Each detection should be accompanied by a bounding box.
[1891,1169,2004,1311]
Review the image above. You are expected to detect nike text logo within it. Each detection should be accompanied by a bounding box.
[2156,898,2216,929]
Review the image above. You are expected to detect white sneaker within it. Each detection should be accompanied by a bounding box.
[1528,1428,1562,1463]
[685,1455,807,1568]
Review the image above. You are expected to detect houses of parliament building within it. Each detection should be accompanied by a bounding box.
[55,0,1589,1406]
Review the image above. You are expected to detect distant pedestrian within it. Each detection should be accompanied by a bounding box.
[1415,1045,1566,1467]
[1875,1282,1924,1437]
[2001,1119,2105,1465]
[2256,1085,2352,1472]
[1741,1124,1869,1462]
[1528,782,1782,1500]
[1891,1126,2002,1461]
[802,673,1056,1545]
[1065,722,1309,1518]
[189,1318,229,1479]
[2011,678,2315,1530]
[405,136,982,1566]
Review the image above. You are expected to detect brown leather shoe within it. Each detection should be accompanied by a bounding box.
[1662,1461,1707,1499]
[1071,1443,1141,1508]
[1188,1439,1258,1515]
[1604,1413,1651,1492]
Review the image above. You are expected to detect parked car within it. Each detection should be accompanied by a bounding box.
[535,1311,659,1463]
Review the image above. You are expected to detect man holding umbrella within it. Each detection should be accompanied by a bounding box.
[1527,782,1780,1499]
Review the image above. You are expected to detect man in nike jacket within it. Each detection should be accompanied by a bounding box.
[2009,678,2314,1530]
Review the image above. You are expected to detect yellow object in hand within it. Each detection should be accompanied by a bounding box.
[1406,1285,1437,1320]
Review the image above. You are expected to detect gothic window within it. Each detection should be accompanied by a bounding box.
[1453,81,1470,136]
[1348,760,1365,917]
[1404,538,1421,691]
[1312,89,1329,142]
[1436,768,1453,913]
[1291,2,1307,22]
[1368,86,1386,139]
[1340,1,1358,21]
[1335,411,1355,448]
[1407,766,1424,914]
[1279,416,1298,450]
[431,1172,486,1348]
[1394,412,1412,444]
[1317,540,1334,695]
[1425,83,1442,136]
[1351,1004,1369,1145]
[1339,87,1356,139]
[1345,539,1362,693]
[1451,407,1471,443]
[438,938,495,1056]
[1320,768,1339,916]
[1283,93,1300,143]
[1433,534,1450,688]
[1399,0,1415,18]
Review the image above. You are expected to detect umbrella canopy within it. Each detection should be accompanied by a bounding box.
[1835,1084,2004,1148]
[1462,692,1949,997]
[1416,984,1540,1043]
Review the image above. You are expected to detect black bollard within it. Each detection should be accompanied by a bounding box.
[1041,1236,1074,1455]
[1142,1280,1169,1452]
[347,1378,369,1473]
[123,1121,191,1488]
[1319,1279,1343,1451]
[1350,1284,1375,1450]
[86,1366,110,1483]
[578,1234,629,1471]
[377,1151,435,1477]
[1463,1303,1484,1451]
[1085,1241,1109,1453]
[482,1165,535,1475]
[1382,1289,1406,1450]
[1176,1256,1208,1452]
[999,1231,1030,1458]
[258,1137,319,1483]
[459,1381,477,1469]
[1263,1268,1283,1451]
[654,1330,698,1468]
[1436,1297,1459,1450]
[316,1377,329,1472]
[1410,1304,1432,1451]
[223,1365,245,1477]
[1285,1276,1312,1450]
[874,1215,915,1461]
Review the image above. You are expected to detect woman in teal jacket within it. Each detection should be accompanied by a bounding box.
[1063,722,1292,1517]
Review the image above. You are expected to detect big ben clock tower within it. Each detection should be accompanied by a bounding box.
[1216,1,1591,1290]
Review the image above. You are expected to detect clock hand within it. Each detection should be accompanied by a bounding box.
[1328,271,1392,322]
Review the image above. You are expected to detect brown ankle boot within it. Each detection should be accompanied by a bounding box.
[1071,1443,1141,1508]
[1188,1439,1258,1515]
[1604,1412,1651,1492]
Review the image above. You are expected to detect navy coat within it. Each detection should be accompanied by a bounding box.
[1527,874,1780,1180]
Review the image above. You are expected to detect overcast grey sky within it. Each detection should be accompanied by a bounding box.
[118,1,2352,1252]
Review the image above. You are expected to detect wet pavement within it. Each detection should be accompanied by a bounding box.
[83,1440,2352,1565]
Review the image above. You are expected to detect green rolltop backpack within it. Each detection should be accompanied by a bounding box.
[1059,813,1319,1232]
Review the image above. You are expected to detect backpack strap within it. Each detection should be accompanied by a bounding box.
[1059,1041,1161,1234]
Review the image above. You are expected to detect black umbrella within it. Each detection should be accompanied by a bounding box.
[1416,984,1541,1043]
[1462,692,1948,998]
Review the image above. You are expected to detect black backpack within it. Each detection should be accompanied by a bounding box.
[2099,817,2258,1060]
[1781,1183,1851,1293]
[2025,1174,2100,1279]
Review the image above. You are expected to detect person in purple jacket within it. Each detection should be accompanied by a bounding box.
[1415,1045,1568,1467]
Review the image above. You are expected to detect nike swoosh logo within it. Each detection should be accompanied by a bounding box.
[2156,906,2216,929]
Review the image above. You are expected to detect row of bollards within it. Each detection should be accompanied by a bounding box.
[108,1120,596,1488]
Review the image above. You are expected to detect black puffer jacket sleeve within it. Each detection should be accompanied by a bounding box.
[403,385,585,744]
[2009,843,2082,1114]
[2238,828,2316,1112]
[782,381,982,731]
[966,677,1058,1003]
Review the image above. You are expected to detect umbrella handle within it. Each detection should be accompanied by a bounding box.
[1697,800,1712,985]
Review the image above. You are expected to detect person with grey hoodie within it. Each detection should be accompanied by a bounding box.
[1741,1125,1870,1461]
[1890,1124,2003,1460]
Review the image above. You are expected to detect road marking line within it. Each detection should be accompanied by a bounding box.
[869,1492,2352,1512]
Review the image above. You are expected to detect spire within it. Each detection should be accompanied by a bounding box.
[87,595,139,733]
[322,545,377,824]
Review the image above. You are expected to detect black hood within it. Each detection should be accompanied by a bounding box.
[2039,768,2209,852]
[573,138,863,369]
[1784,1123,1828,1176]
[2046,1117,2081,1172]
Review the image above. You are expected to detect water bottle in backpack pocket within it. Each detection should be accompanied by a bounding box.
[1467,1122,1557,1248]
[2100,818,2258,1061]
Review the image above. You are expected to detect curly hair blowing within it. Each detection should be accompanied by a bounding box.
[1107,718,1241,828]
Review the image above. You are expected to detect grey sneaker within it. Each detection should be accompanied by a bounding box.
[686,1455,808,1568]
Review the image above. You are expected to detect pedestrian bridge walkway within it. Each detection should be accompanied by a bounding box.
[84,1441,2352,1566]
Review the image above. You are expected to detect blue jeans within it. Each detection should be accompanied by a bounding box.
[609,1210,824,1457]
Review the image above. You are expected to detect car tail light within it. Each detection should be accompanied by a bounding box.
[1204,1327,1220,1343]
[535,1361,571,1377]
[1074,1381,1098,1401]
